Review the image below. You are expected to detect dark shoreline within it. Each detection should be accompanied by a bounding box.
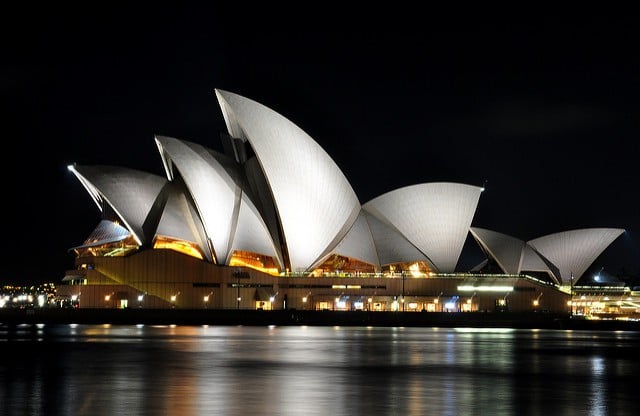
[2,308,640,331]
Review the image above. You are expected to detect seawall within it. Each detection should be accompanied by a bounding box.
[2,308,640,331]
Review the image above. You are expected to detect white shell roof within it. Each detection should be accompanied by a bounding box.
[520,244,556,273]
[364,212,435,268]
[527,228,625,283]
[155,186,211,262]
[156,135,238,263]
[330,211,380,269]
[156,135,279,266]
[68,165,167,245]
[215,89,361,272]
[229,195,284,269]
[363,182,483,272]
[71,219,131,249]
[69,90,628,281]
[469,227,525,274]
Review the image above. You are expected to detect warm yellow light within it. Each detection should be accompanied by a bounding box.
[434,299,439,304]
[302,297,307,302]
[171,295,177,302]
[105,295,111,301]
[408,262,426,277]
[204,296,209,302]
[533,300,539,306]
[467,299,472,304]
[368,298,372,303]
[153,237,204,260]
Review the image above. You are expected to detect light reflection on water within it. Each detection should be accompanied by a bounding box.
[1,324,638,415]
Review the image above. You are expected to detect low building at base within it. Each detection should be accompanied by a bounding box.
[57,250,570,313]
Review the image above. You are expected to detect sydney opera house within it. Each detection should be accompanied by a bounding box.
[57,89,626,314]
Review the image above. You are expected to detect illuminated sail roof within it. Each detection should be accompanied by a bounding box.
[363,183,483,272]
[528,228,625,284]
[68,165,167,245]
[470,227,525,274]
[67,89,625,282]
[215,89,361,272]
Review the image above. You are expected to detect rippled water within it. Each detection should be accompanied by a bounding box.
[1,324,639,415]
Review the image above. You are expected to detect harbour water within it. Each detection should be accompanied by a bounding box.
[1,324,639,415]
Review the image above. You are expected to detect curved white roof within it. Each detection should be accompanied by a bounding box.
[215,89,361,272]
[527,228,625,283]
[364,212,435,268]
[363,182,483,272]
[229,195,284,269]
[68,165,166,245]
[155,186,211,262]
[156,135,279,266]
[69,90,630,281]
[155,135,238,263]
[469,227,525,274]
[329,211,380,269]
[520,244,559,283]
[71,219,131,250]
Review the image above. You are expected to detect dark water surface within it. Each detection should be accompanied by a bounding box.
[1,324,639,415]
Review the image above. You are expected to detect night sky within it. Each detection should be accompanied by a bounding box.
[4,9,639,285]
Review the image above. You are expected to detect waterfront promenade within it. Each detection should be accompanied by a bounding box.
[2,308,640,331]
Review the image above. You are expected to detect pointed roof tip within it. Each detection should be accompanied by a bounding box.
[214,88,232,105]
[214,88,230,98]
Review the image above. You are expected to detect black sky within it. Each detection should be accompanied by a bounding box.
[3,9,639,285]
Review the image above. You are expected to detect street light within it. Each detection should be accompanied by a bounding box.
[71,293,80,309]
[434,292,443,312]
[467,292,476,311]
[497,292,510,312]
[302,292,311,309]
[269,291,279,309]
[171,291,180,308]
[236,271,241,309]
[533,292,543,308]
[570,271,574,317]
[204,291,213,308]
[105,292,115,308]
[401,270,408,310]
